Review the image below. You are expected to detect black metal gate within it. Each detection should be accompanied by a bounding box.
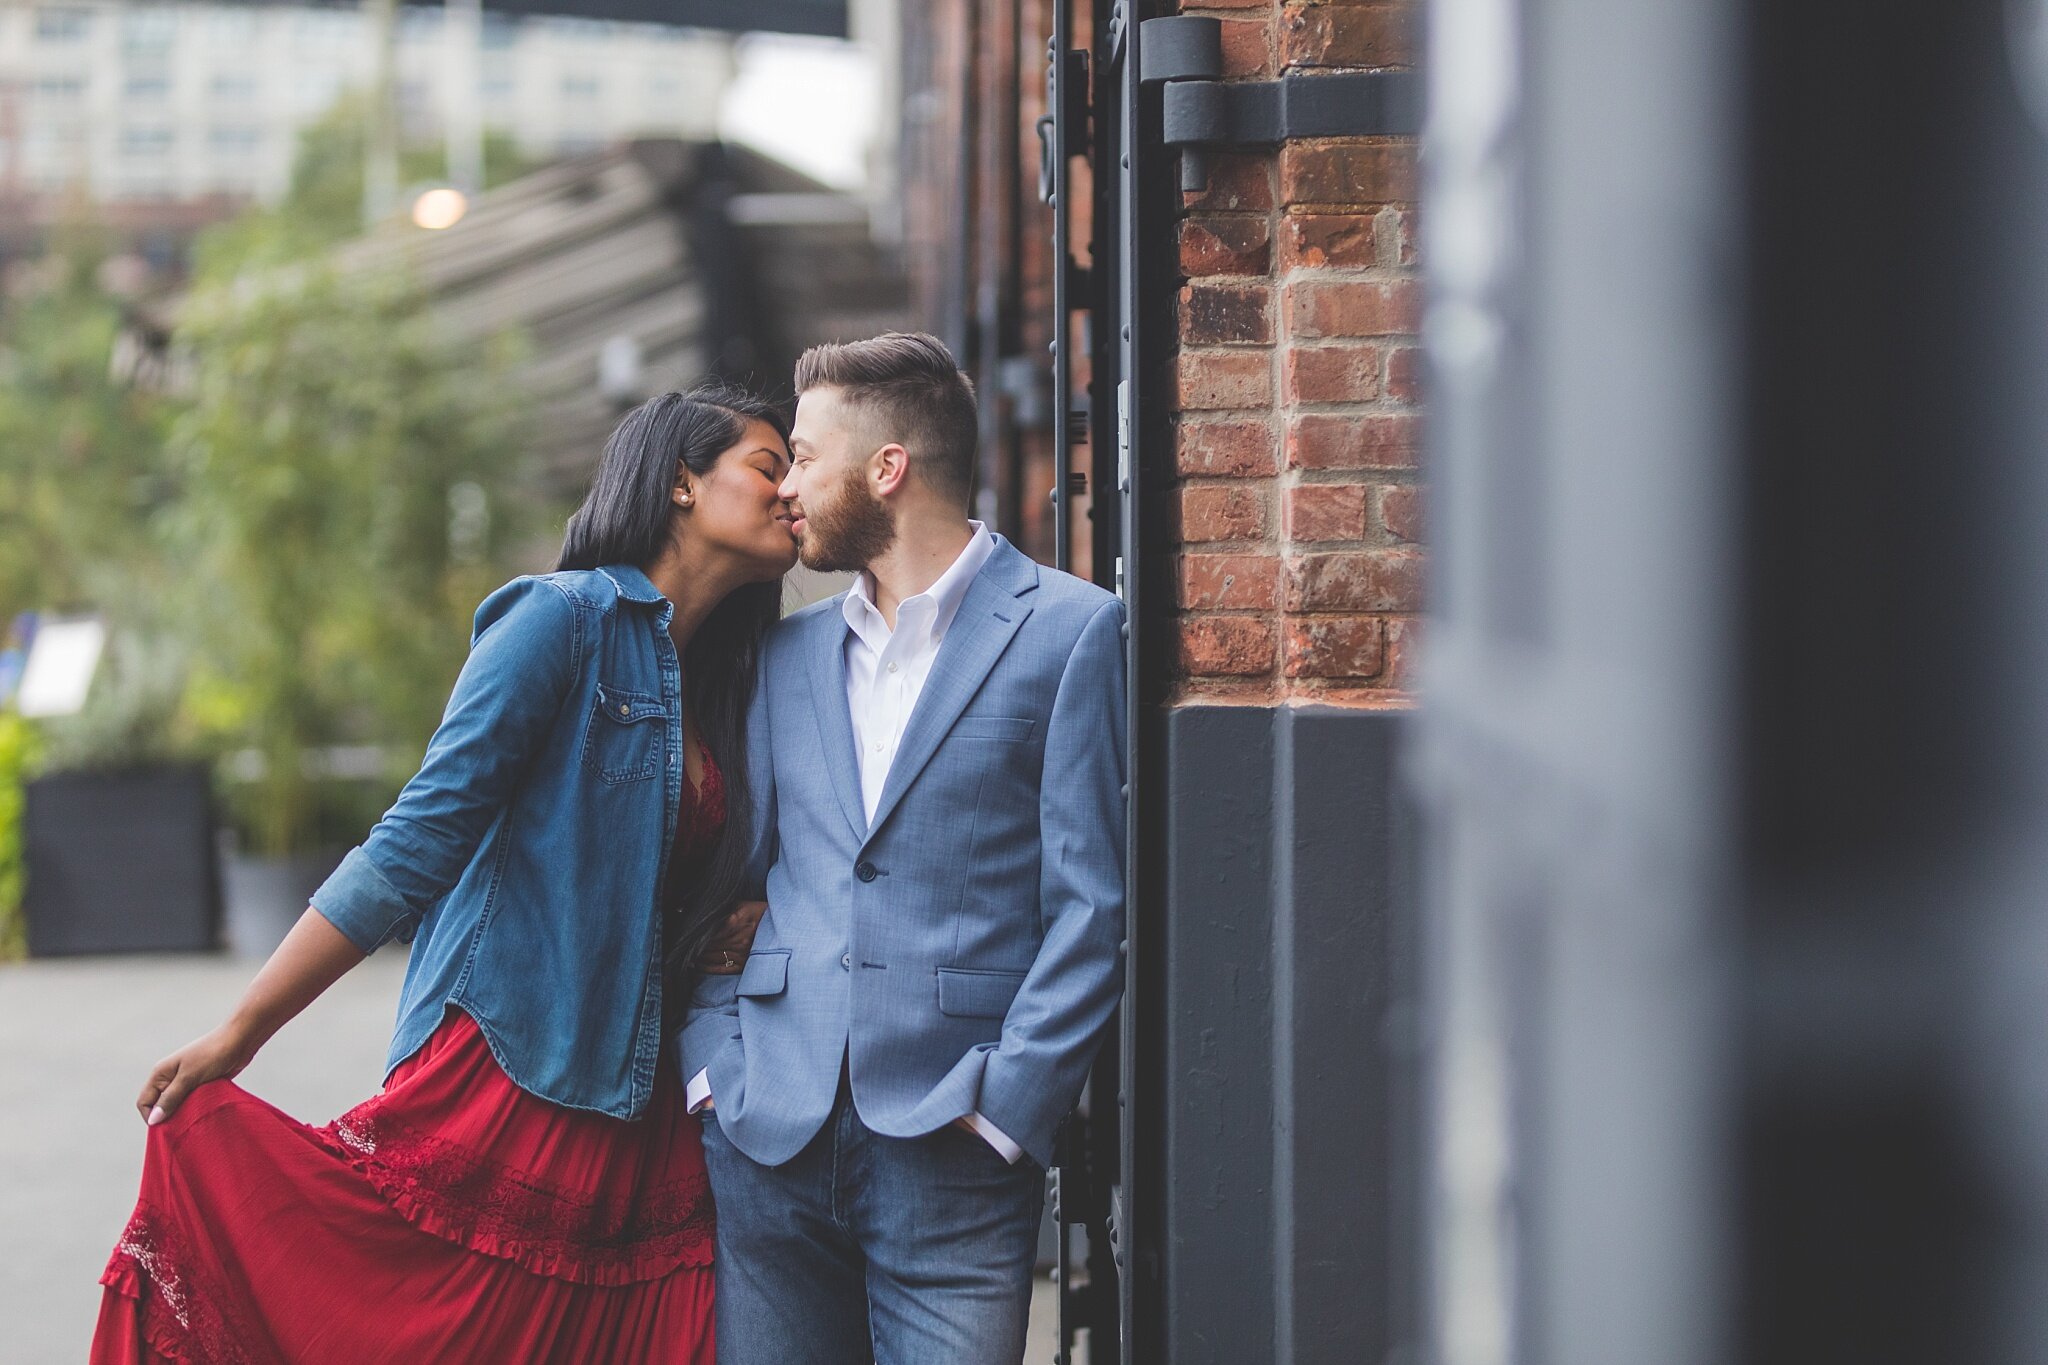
[1039,3,1179,1361]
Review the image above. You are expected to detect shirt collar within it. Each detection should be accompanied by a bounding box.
[597,564,667,605]
[842,521,994,645]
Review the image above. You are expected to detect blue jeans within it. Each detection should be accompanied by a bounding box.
[697,1081,1044,1365]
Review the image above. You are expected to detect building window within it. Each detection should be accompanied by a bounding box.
[204,9,258,43]
[120,8,179,56]
[561,74,603,100]
[207,126,264,155]
[210,72,258,100]
[292,10,356,51]
[33,74,88,99]
[34,7,93,41]
[123,73,174,101]
[118,127,176,159]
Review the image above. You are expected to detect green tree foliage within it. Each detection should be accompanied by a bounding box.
[166,104,544,854]
[0,102,550,860]
[0,712,41,958]
[0,225,175,624]
[166,262,530,855]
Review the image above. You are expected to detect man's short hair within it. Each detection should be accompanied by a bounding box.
[794,332,978,504]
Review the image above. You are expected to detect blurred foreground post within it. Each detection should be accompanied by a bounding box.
[1419,2,2048,1363]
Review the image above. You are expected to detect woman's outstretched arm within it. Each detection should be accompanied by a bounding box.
[134,908,366,1125]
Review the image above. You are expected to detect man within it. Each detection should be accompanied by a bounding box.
[673,332,1126,1363]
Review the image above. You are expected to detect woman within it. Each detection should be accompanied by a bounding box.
[91,384,791,1363]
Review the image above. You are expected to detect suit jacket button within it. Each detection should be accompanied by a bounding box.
[855,861,878,883]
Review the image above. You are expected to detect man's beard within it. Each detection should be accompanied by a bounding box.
[797,475,896,573]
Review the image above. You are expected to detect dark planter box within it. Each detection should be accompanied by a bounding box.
[220,843,343,960]
[23,764,221,956]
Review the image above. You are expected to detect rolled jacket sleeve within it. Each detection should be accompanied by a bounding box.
[311,577,582,952]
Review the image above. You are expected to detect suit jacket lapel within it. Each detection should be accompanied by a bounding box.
[863,542,1037,843]
[804,601,868,842]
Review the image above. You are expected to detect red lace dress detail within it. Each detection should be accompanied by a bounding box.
[91,750,728,1365]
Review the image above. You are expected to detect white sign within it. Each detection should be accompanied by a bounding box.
[16,617,106,718]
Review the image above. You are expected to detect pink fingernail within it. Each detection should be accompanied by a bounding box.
[147,1106,166,1126]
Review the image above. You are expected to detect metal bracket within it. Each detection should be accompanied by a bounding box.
[1138,15,1424,190]
[1038,43,1092,205]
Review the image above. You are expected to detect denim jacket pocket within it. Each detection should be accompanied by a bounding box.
[582,682,664,784]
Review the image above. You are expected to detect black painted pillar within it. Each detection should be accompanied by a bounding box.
[1161,705,1419,1364]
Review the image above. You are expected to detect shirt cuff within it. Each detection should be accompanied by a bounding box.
[961,1110,1025,1164]
[309,845,418,953]
[685,1067,713,1114]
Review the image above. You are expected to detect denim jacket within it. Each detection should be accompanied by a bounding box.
[311,565,690,1119]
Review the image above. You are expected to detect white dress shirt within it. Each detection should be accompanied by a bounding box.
[688,523,1025,1164]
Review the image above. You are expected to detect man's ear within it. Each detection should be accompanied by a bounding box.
[870,442,911,498]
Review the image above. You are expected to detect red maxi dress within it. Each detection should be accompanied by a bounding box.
[91,752,727,1365]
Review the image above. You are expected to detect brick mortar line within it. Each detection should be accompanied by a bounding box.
[1286,469,1422,485]
[1284,398,1422,413]
[1277,265,1421,285]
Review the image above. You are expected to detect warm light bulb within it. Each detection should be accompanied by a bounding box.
[411,187,469,231]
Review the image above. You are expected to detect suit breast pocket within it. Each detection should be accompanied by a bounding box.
[951,716,1036,743]
[582,682,664,784]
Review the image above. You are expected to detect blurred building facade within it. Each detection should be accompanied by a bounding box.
[0,0,743,280]
[0,2,731,206]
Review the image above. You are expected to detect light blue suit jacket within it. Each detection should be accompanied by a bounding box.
[674,537,1127,1168]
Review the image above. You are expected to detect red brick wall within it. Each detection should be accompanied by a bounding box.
[1172,0,1423,705]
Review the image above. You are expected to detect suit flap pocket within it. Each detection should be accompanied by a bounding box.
[688,973,741,1012]
[736,949,790,998]
[594,682,664,724]
[950,716,1036,742]
[936,966,1029,1018]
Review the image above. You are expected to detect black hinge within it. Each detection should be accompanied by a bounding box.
[1037,42,1093,205]
[1138,15,1424,190]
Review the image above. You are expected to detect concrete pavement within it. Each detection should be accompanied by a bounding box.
[0,951,1068,1364]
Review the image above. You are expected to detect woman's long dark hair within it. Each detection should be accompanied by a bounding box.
[556,382,788,988]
